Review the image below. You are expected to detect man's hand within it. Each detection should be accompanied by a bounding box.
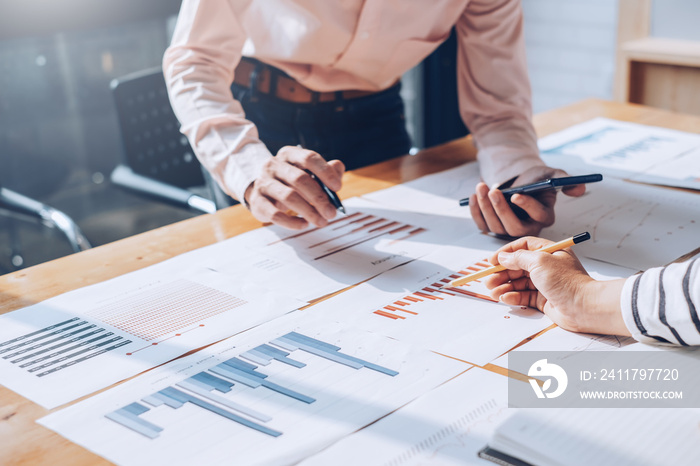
[244,146,345,230]
[484,236,630,336]
[469,166,586,237]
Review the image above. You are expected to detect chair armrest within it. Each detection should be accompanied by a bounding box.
[0,187,92,253]
[110,165,215,214]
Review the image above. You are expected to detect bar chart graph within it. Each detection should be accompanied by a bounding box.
[105,331,399,439]
[373,259,497,321]
[269,210,427,261]
[539,117,699,178]
[0,317,131,377]
[543,129,689,172]
[203,197,457,303]
[40,314,467,466]
[0,268,302,409]
[305,238,552,365]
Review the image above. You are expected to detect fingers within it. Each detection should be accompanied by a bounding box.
[248,190,309,230]
[489,277,543,310]
[550,168,586,198]
[278,146,343,191]
[267,160,336,221]
[259,173,330,226]
[484,269,526,289]
[244,147,347,230]
[510,193,555,226]
[469,193,488,232]
[488,236,554,265]
[470,183,556,237]
[328,159,345,179]
[562,183,586,197]
[488,188,532,236]
[497,248,550,273]
[474,183,507,235]
[499,290,541,309]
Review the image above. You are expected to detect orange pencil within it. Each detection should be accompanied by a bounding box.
[449,232,591,287]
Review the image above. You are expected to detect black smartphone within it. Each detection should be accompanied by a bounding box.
[458,174,603,207]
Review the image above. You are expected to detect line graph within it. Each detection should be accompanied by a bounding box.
[543,178,700,270]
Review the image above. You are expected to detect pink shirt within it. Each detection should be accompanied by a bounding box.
[164,0,543,202]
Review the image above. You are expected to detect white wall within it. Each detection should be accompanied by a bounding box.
[522,0,619,113]
[652,0,700,41]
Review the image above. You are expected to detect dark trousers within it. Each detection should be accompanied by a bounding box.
[230,81,412,171]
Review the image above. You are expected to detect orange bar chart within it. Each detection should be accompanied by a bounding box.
[372,259,498,320]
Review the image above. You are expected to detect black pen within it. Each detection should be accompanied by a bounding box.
[306,170,346,214]
[458,174,603,206]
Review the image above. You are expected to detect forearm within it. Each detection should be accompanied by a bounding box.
[620,259,700,346]
[580,278,630,337]
[163,0,271,201]
[471,119,544,186]
[455,0,543,186]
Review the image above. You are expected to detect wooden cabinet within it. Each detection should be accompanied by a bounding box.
[615,0,700,115]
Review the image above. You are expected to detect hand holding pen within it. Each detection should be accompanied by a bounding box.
[465,166,590,238]
[243,146,345,230]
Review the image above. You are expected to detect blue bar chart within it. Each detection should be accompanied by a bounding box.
[539,118,700,179]
[543,127,679,167]
[105,331,398,439]
[39,313,468,466]
[0,316,131,377]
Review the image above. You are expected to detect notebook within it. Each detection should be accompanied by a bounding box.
[479,408,700,466]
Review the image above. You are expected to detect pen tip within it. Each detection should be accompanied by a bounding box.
[339,206,346,214]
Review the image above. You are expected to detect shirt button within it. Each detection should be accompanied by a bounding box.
[360,31,370,40]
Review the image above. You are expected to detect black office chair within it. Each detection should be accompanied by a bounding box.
[110,68,234,214]
[0,186,91,270]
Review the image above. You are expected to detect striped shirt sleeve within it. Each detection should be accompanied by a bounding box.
[620,258,700,346]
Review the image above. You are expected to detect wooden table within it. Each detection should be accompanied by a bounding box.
[2,99,700,465]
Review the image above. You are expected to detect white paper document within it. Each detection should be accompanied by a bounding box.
[0,267,302,409]
[631,146,700,190]
[301,368,516,466]
[492,327,638,370]
[361,162,482,220]
[539,117,700,189]
[542,177,700,270]
[204,197,472,301]
[39,312,469,466]
[306,234,552,365]
[490,257,639,368]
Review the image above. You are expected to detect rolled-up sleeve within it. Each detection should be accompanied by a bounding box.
[163,0,272,202]
[621,258,700,346]
[455,0,544,186]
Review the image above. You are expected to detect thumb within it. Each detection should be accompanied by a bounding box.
[562,183,586,197]
[498,249,543,273]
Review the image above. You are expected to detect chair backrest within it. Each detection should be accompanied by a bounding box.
[111,68,204,189]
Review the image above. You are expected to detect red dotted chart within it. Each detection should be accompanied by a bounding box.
[86,280,247,341]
